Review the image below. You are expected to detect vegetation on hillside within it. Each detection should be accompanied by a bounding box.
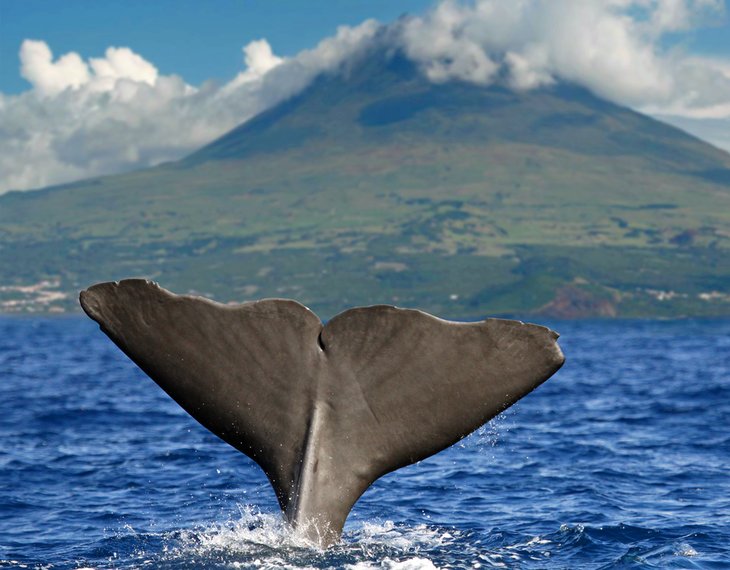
[1,52,728,317]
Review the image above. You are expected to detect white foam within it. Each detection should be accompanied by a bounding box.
[349,520,455,552]
[674,542,698,557]
[146,507,445,569]
[345,557,439,570]
[169,506,319,554]
[101,511,597,569]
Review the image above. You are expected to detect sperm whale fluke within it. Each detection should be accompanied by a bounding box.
[79,279,564,547]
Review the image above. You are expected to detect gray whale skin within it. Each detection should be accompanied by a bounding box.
[80,279,564,547]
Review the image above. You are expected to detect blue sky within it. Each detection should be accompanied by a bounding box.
[3,0,729,93]
[2,0,730,193]
[0,0,438,94]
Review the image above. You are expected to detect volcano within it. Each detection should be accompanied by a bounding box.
[0,50,728,317]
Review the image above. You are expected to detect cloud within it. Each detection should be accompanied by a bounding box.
[396,0,730,150]
[397,1,500,85]
[398,0,729,107]
[20,40,91,96]
[2,2,730,194]
[0,21,378,194]
[222,39,284,93]
[88,46,159,89]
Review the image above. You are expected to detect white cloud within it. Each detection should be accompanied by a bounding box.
[89,46,158,89]
[0,20,378,194]
[397,0,725,106]
[20,40,91,96]
[646,0,724,33]
[396,0,730,150]
[400,1,500,85]
[222,39,284,93]
[3,2,730,194]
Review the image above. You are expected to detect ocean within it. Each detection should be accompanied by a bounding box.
[0,316,728,569]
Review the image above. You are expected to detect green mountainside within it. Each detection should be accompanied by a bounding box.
[1,52,728,318]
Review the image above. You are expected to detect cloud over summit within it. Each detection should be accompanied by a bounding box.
[2,1,730,194]
[399,0,727,109]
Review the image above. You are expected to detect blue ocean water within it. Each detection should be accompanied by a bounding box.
[0,317,728,569]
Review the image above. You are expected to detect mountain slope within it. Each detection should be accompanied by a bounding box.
[1,51,728,317]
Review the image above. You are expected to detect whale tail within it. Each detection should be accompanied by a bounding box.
[80,279,564,547]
